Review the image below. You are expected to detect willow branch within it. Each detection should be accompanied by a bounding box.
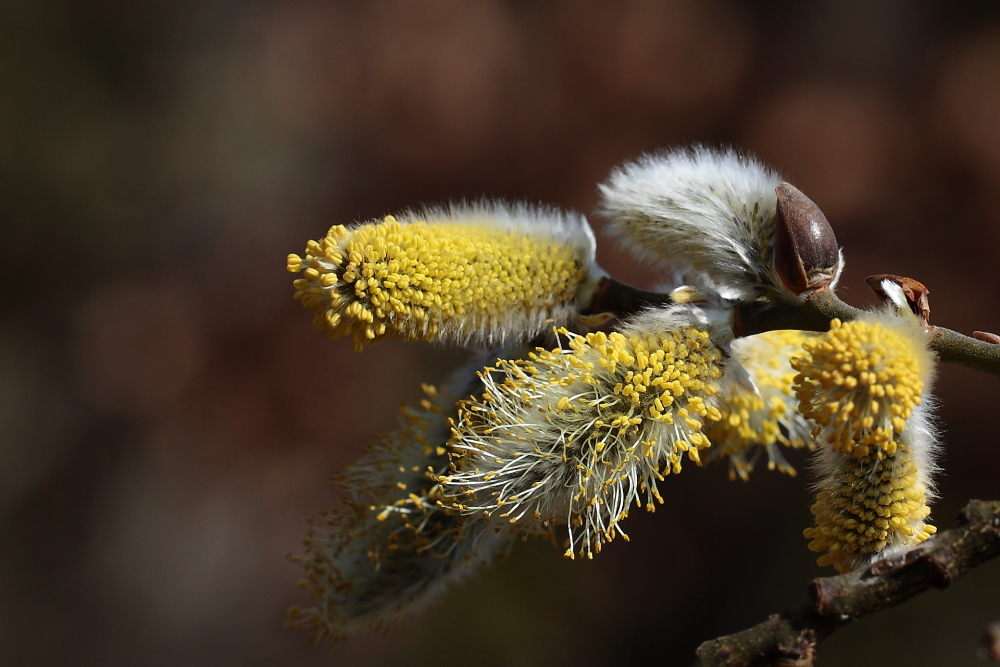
[691,499,1000,667]
[740,289,1000,377]
[584,277,1000,378]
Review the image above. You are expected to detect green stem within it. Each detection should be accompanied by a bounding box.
[588,277,1000,377]
[738,289,1000,377]
[929,326,1000,376]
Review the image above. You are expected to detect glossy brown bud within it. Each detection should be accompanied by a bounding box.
[773,183,840,295]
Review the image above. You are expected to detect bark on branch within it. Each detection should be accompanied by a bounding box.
[584,277,1000,378]
[691,499,1000,667]
[737,289,1000,377]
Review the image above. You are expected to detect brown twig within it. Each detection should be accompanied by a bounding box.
[982,620,1000,662]
[745,290,1000,377]
[691,499,1000,667]
[586,277,1000,378]
[582,275,674,316]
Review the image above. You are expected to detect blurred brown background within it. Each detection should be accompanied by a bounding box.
[3,1,1000,665]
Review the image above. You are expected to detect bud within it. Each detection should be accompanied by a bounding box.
[598,146,842,301]
[773,183,842,295]
[866,274,931,325]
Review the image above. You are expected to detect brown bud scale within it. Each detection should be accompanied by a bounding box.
[866,274,931,324]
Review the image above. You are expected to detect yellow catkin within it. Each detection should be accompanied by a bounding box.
[445,313,726,560]
[794,315,937,572]
[287,212,590,350]
[792,318,927,458]
[803,442,936,574]
[707,330,816,480]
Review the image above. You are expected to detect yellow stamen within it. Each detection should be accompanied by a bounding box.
[447,311,726,560]
[803,441,934,573]
[288,208,592,350]
[793,318,929,458]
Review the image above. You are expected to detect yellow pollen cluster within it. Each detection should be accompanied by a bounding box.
[803,442,936,573]
[561,327,725,469]
[446,321,724,560]
[288,215,588,350]
[792,318,926,458]
[709,330,815,480]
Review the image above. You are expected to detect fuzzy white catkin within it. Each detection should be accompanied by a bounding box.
[289,371,514,643]
[600,146,813,301]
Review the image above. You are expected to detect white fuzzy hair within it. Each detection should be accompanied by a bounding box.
[412,200,599,261]
[291,368,516,643]
[599,146,797,300]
